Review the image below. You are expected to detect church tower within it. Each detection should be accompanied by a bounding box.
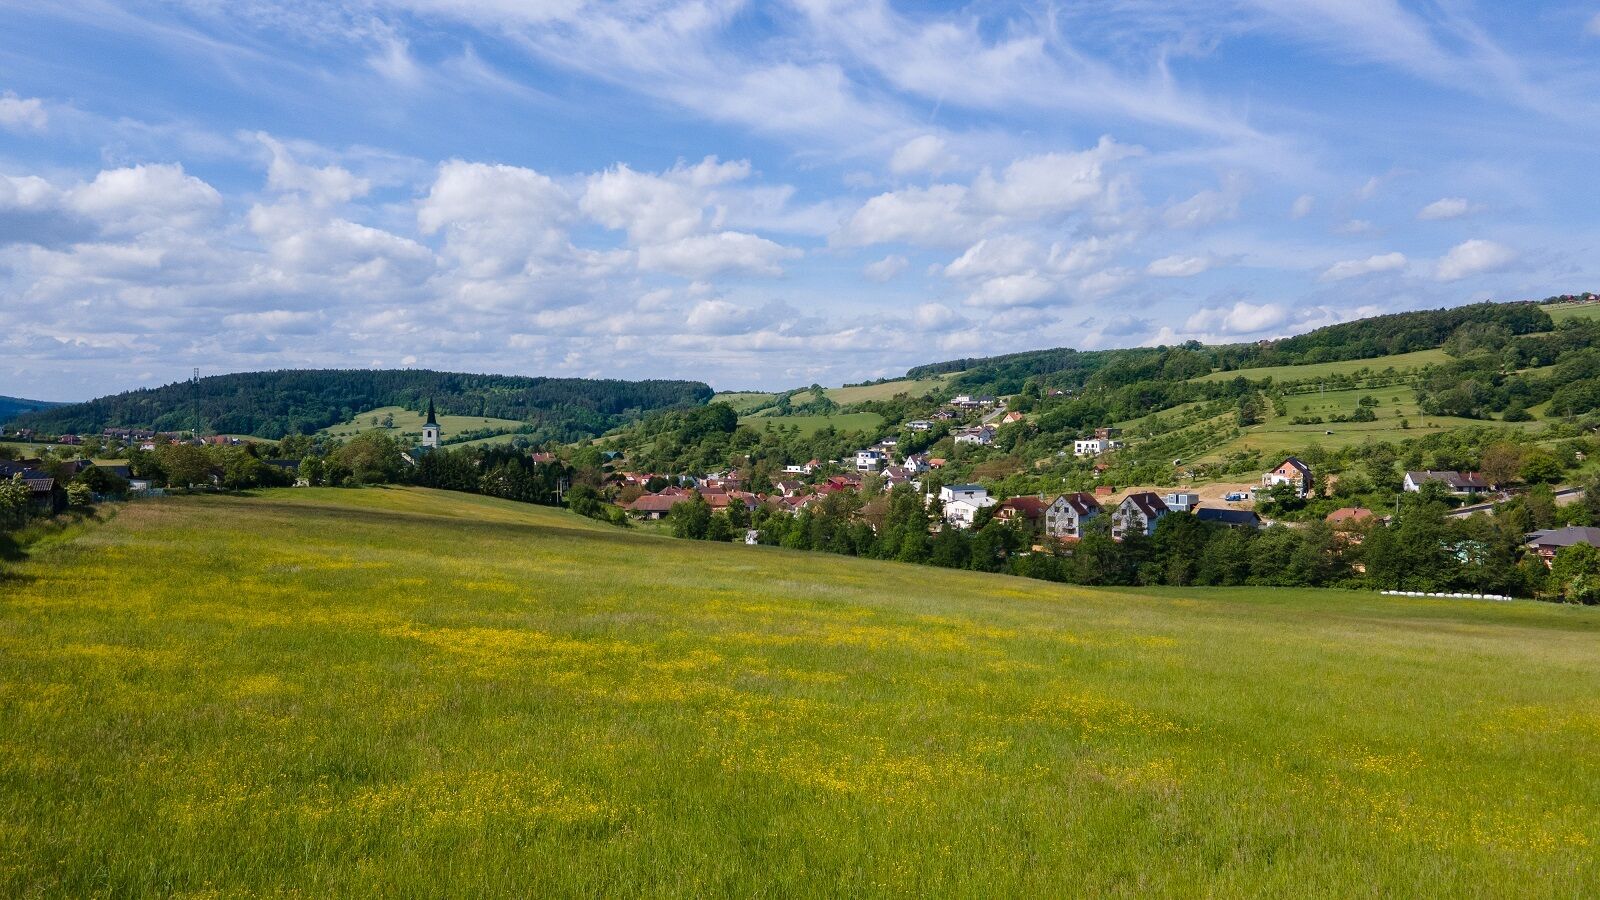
[421,398,440,449]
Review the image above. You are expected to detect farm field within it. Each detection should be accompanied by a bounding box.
[1542,302,1600,325]
[824,375,952,405]
[738,411,885,435]
[708,391,775,414]
[320,405,528,443]
[3,487,1599,895]
[1191,348,1451,384]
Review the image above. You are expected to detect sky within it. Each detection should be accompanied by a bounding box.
[3,1,1600,401]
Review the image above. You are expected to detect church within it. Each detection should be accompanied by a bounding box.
[421,398,440,449]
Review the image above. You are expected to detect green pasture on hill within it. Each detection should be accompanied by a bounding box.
[1191,348,1451,384]
[320,405,528,443]
[708,391,776,414]
[823,375,952,405]
[737,411,885,436]
[2,487,1599,895]
[1542,302,1600,325]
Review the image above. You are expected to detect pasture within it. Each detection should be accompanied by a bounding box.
[320,405,528,443]
[738,411,885,436]
[824,375,951,405]
[2,487,1598,896]
[1542,302,1600,325]
[1190,348,1451,384]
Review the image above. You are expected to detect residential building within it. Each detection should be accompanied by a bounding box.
[954,425,996,446]
[1525,527,1600,566]
[1162,492,1199,513]
[940,483,989,504]
[1111,492,1169,539]
[1195,507,1262,529]
[906,419,933,432]
[1044,492,1101,540]
[1073,437,1109,457]
[1093,427,1122,441]
[1262,456,1313,497]
[855,448,888,471]
[775,479,805,498]
[944,496,996,528]
[1326,507,1378,529]
[1402,470,1490,495]
[1001,411,1025,424]
[994,495,1048,528]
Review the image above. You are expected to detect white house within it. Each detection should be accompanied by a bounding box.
[1111,492,1169,540]
[1044,492,1101,540]
[954,425,996,446]
[906,420,933,432]
[855,449,888,471]
[1403,470,1490,495]
[940,483,989,504]
[945,498,995,528]
[1073,438,1109,457]
[1162,492,1199,513]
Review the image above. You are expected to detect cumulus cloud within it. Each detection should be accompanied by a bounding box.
[0,92,47,131]
[1435,239,1517,281]
[964,273,1057,308]
[636,231,799,278]
[889,135,956,175]
[582,157,749,244]
[1321,251,1407,281]
[66,164,223,235]
[1416,197,1474,221]
[1184,301,1289,336]
[1164,175,1245,229]
[1146,254,1212,278]
[417,160,573,278]
[260,133,370,206]
[862,254,907,282]
[835,183,971,247]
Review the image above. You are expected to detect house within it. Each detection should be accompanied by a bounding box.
[0,462,64,512]
[902,453,930,473]
[1093,484,1115,497]
[926,457,947,469]
[994,495,1048,527]
[1162,492,1199,513]
[623,493,688,520]
[1402,470,1490,495]
[906,420,933,432]
[930,410,958,421]
[1195,507,1262,529]
[1262,457,1313,497]
[1111,492,1168,540]
[954,426,996,446]
[775,479,805,498]
[944,496,996,528]
[1525,527,1600,566]
[1001,411,1025,424]
[939,483,989,504]
[1044,492,1101,540]
[1326,506,1378,528]
[1094,427,1122,441]
[1073,438,1109,457]
[782,459,820,475]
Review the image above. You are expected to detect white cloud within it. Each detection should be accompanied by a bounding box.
[1417,197,1474,221]
[636,231,799,277]
[1163,175,1245,229]
[1435,239,1517,281]
[0,92,47,131]
[417,160,572,278]
[835,183,971,247]
[964,273,1056,308]
[1146,254,1213,278]
[1321,252,1407,281]
[1334,219,1375,235]
[943,236,1040,280]
[1290,194,1315,219]
[862,254,908,282]
[971,137,1139,219]
[66,164,222,234]
[259,133,370,206]
[889,135,956,175]
[913,302,963,330]
[1185,301,1289,336]
[581,157,749,244]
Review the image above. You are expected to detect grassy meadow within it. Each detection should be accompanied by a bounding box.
[1541,302,1600,325]
[321,405,528,444]
[1191,348,1451,384]
[3,487,1600,896]
[737,411,885,435]
[823,375,952,405]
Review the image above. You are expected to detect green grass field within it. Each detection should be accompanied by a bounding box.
[3,487,1599,895]
[1192,348,1451,384]
[1542,302,1600,325]
[738,411,885,435]
[321,405,529,443]
[824,375,951,405]
[709,391,776,414]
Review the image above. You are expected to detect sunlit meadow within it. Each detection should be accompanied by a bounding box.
[2,487,1598,895]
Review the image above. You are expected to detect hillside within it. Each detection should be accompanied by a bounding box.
[0,395,65,421]
[2,487,1597,894]
[8,369,712,442]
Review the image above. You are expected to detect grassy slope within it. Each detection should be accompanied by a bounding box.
[321,405,529,444]
[1542,302,1600,325]
[824,375,950,405]
[1191,348,1452,384]
[3,487,1599,896]
[738,411,885,435]
[709,391,775,414]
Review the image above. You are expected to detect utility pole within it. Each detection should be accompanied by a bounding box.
[191,367,200,438]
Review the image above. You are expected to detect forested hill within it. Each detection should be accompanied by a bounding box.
[909,301,1554,395]
[9,370,713,441]
[0,395,66,421]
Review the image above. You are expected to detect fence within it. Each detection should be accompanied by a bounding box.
[1381,590,1514,602]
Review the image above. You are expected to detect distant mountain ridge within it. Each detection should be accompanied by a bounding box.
[9,369,713,442]
[0,395,67,422]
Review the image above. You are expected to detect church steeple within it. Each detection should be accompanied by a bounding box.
[421,397,440,449]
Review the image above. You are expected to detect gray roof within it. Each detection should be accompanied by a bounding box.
[1526,526,1600,549]
[946,483,986,492]
[1196,508,1262,527]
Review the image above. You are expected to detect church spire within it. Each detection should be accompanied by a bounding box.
[424,397,437,426]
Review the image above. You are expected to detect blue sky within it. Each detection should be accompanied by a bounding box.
[3,1,1599,401]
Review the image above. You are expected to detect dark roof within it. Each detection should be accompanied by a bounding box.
[1122,492,1169,517]
[996,496,1048,518]
[1196,508,1262,527]
[1526,526,1600,549]
[424,397,438,427]
[1052,492,1101,514]
[1406,470,1488,489]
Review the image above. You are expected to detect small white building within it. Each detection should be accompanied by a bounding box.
[906,420,933,432]
[1162,492,1199,513]
[954,425,996,446]
[939,483,989,504]
[855,449,888,471]
[1073,438,1108,457]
